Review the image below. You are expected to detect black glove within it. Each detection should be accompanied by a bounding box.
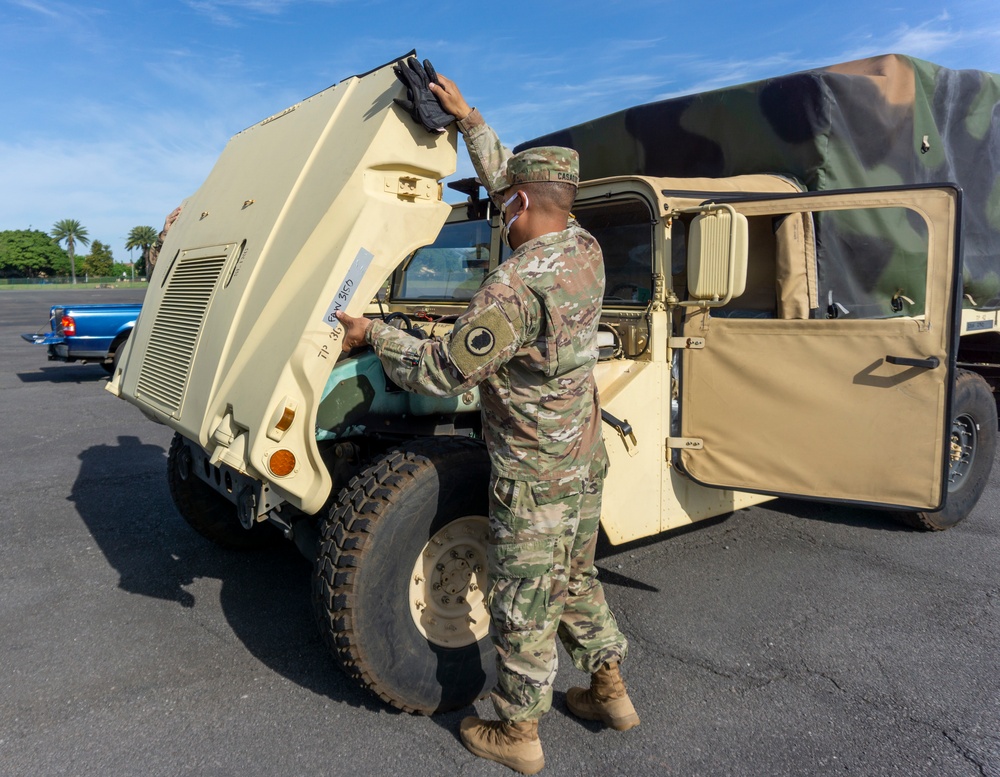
[393,57,455,133]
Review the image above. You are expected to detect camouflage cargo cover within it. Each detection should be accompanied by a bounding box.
[521,54,1000,314]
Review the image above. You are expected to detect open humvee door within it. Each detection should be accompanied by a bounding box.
[676,185,963,513]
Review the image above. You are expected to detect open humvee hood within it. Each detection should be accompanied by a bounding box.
[108,55,457,513]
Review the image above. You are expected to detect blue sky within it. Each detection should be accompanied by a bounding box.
[2,0,999,262]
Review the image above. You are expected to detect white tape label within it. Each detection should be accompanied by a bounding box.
[323,247,375,330]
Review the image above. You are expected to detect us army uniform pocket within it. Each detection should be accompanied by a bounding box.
[487,538,556,634]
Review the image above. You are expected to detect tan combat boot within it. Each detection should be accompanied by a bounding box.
[459,716,545,775]
[565,661,640,731]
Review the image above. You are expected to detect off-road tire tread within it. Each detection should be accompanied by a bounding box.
[312,436,487,714]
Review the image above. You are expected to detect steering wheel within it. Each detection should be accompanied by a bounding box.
[383,311,428,339]
[607,283,641,300]
[383,312,414,331]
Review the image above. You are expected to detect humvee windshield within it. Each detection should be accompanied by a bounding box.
[393,220,492,301]
[394,196,656,306]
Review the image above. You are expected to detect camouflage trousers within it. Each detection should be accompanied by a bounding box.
[486,472,628,723]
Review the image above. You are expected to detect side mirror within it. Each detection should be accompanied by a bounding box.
[684,204,748,307]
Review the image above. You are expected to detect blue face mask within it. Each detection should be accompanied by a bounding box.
[500,190,527,249]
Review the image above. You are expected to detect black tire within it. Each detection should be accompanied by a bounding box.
[312,437,494,714]
[899,369,997,530]
[167,433,279,550]
[102,331,130,374]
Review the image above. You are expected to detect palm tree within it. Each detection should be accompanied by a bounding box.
[126,225,159,279]
[50,219,90,284]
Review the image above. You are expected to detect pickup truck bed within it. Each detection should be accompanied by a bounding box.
[21,302,142,373]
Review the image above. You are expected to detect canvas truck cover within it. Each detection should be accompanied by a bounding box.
[108,58,456,514]
[521,54,1000,316]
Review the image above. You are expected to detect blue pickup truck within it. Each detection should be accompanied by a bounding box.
[21,302,142,373]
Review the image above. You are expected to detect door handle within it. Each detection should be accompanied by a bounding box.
[885,355,940,369]
[601,409,639,456]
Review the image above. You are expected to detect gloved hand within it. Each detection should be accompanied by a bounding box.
[393,57,456,133]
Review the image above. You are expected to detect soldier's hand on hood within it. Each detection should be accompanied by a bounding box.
[427,72,472,123]
[393,57,456,133]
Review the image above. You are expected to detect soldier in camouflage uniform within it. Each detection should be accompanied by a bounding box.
[337,70,637,774]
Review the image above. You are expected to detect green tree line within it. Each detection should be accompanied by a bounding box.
[0,220,158,280]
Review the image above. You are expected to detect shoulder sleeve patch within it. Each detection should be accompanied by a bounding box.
[450,303,519,378]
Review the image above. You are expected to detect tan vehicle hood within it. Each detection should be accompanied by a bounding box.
[108,59,456,513]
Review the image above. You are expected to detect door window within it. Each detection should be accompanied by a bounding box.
[815,207,929,319]
[576,199,654,305]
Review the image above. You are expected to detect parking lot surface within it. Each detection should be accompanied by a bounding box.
[2,289,998,776]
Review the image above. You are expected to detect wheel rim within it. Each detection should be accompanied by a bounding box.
[409,515,490,648]
[947,412,978,493]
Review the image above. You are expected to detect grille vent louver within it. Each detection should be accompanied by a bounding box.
[135,249,231,414]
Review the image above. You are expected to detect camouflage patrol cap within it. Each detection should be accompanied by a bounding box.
[506,146,579,188]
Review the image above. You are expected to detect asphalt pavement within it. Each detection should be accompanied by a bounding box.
[2,289,998,777]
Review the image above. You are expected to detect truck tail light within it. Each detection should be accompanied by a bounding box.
[58,315,76,336]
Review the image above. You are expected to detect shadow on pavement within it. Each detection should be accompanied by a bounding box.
[70,434,384,714]
[17,365,108,383]
[765,497,911,532]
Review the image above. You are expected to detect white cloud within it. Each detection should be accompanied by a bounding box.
[841,15,962,61]
[9,0,60,19]
[182,0,350,26]
[834,10,1000,70]
[0,121,222,257]
[5,0,108,30]
[649,53,808,99]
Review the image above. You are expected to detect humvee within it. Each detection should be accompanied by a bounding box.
[107,54,1000,714]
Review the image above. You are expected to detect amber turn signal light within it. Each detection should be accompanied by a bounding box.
[268,449,296,477]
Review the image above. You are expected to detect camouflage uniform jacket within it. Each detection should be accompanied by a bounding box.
[366,110,608,484]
